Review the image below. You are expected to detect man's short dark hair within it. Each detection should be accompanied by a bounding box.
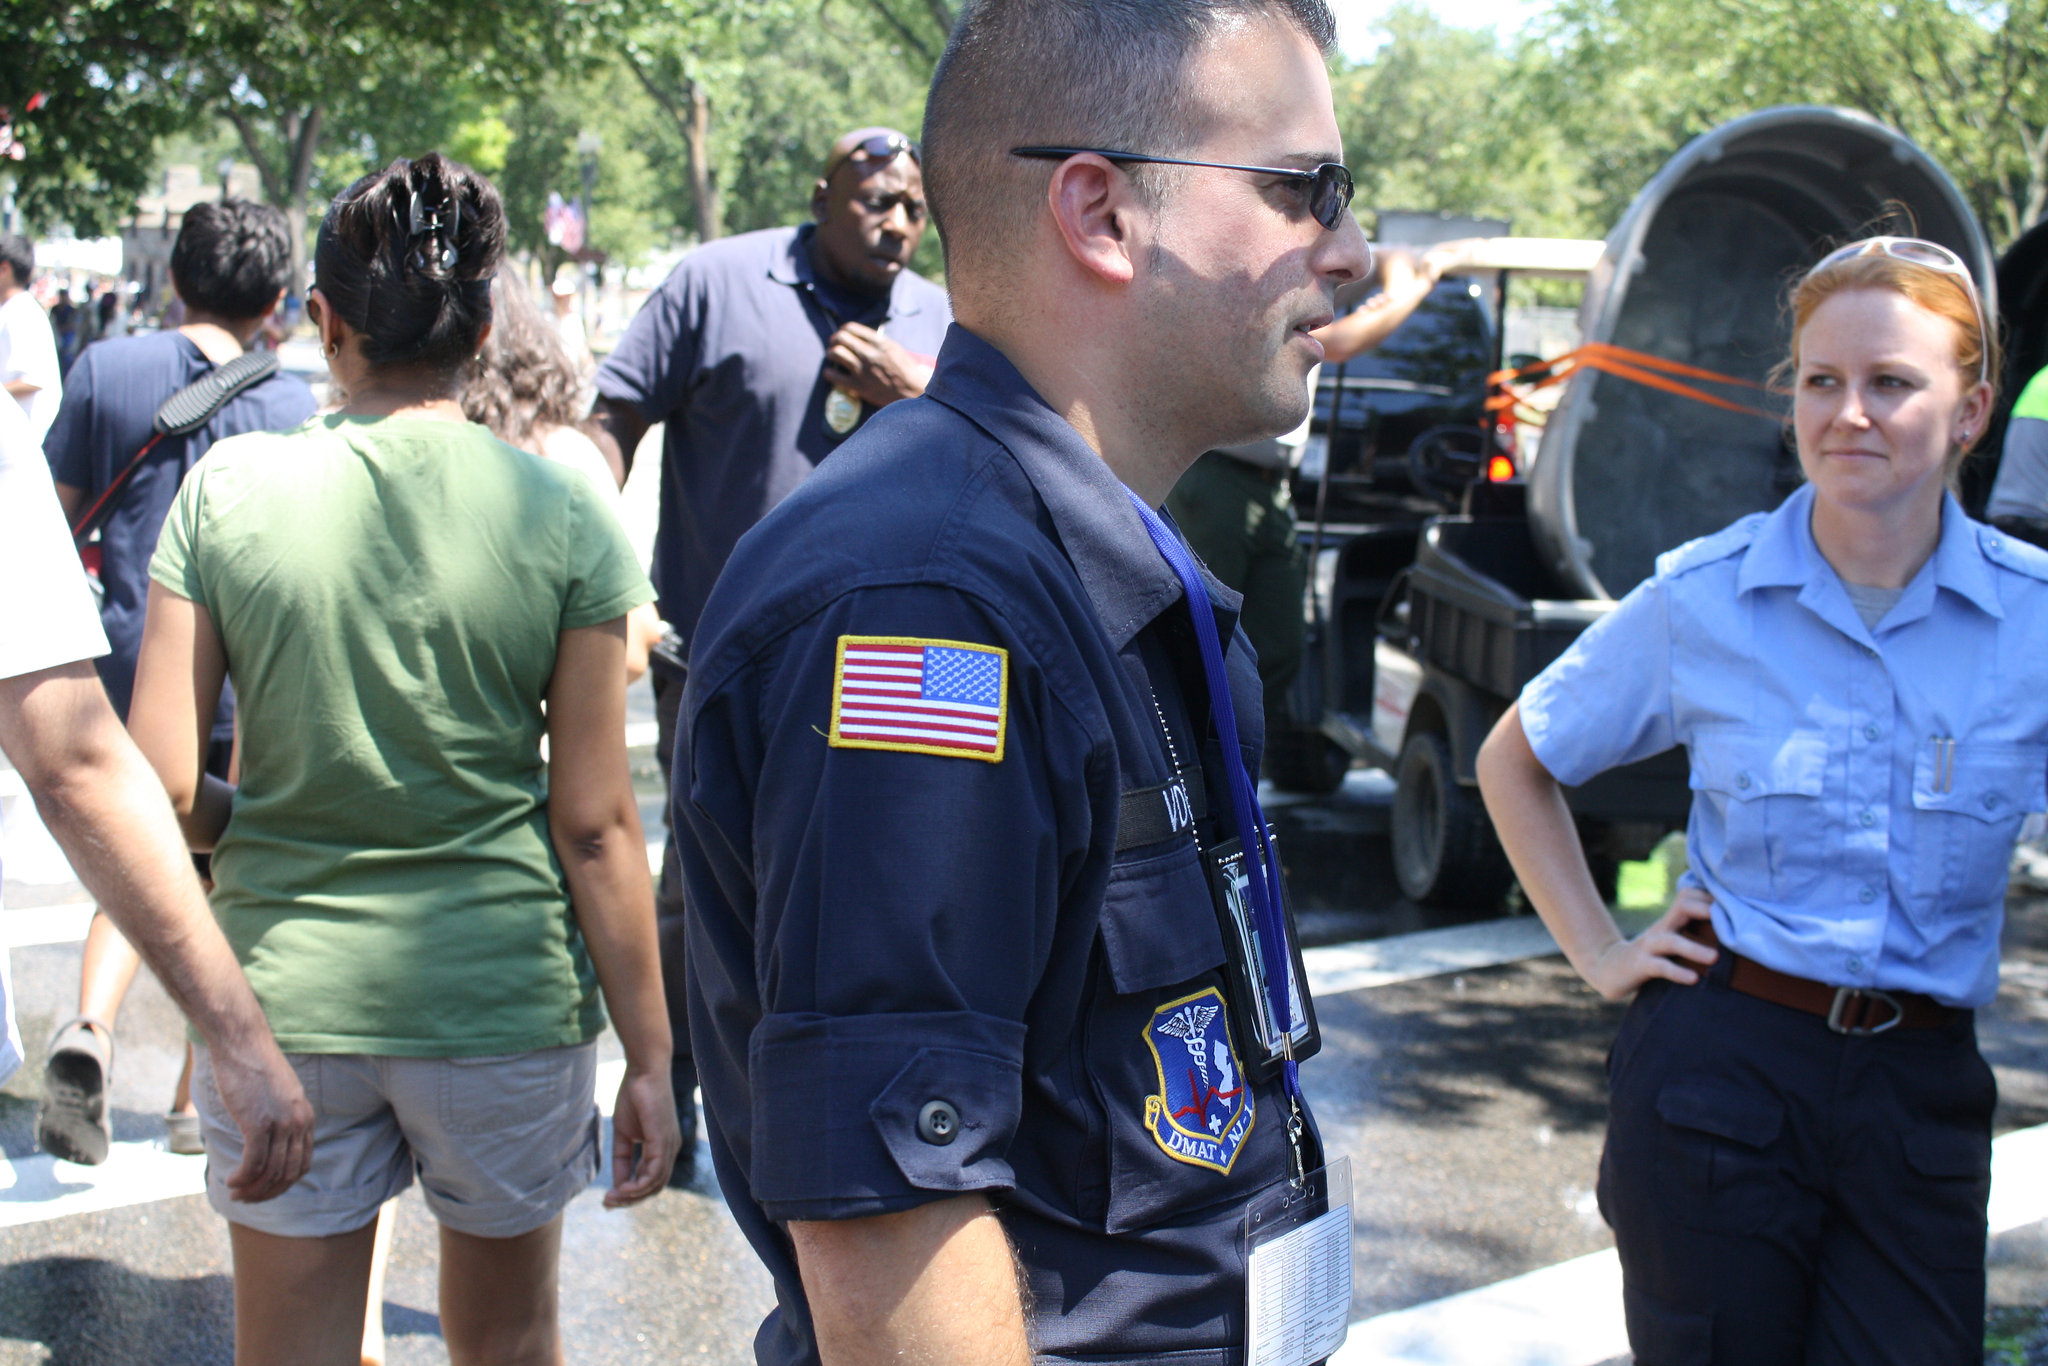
[922,0,1336,283]
[0,234,32,288]
[171,200,293,320]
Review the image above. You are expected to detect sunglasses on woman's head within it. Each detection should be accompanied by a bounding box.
[1009,146,1359,234]
[1806,236,1990,384]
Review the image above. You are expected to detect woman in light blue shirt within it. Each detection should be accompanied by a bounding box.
[1479,239,2027,1365]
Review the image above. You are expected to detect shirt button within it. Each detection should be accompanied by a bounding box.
[1864,724,1880,742]
[1860,809,1876,827]
[1859,885,1877,904]
[917,1100,960,1146]
[1864,646,1879,658]
[1737,773,1753,790]
[1848,956,1864,973]
[1985,793,2003,811]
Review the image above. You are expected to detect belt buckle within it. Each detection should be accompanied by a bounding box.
[1827,986,1903,1035]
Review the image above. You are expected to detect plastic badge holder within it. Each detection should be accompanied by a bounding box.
[1242,1156,1354,1366]
[1206,831,1320,1081]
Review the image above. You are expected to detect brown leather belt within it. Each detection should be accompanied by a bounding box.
[1680,920,1959,1034]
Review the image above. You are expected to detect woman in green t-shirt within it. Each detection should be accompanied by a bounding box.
[129,153,679,1365]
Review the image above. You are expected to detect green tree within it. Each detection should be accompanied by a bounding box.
[4,0,193,236]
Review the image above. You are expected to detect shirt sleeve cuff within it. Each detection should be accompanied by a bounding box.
[1519,673,1598,789]
[749,1009,1027,1222]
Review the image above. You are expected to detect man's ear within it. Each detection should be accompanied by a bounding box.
[811,179,832,224]
[262,288,286,321]
[1045,156,1139,287]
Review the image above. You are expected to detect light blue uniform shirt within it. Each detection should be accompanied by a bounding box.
[1521,482,2048,1008]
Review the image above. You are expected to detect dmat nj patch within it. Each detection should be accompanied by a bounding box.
[829,636,1008,762]
[1143,986,1254,1173]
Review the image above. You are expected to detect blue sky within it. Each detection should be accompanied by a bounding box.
[1328,0,1546,56]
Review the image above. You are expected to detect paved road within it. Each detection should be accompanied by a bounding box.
[2,734,2046,1363]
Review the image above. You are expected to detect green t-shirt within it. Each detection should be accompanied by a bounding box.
[150,415,656,1056]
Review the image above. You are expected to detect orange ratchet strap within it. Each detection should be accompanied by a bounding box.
[1488,342,1784,422]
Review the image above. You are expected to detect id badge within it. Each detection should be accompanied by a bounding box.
[1242,1157,1353,1366]
[1205,833,1319,1080]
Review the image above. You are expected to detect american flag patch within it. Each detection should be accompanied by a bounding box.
[828,636,1009,762]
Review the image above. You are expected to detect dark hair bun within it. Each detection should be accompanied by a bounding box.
[314,153,507,372]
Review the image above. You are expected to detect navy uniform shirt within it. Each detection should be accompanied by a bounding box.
[44,331,316,733]
[593,223,951,639]
[677,325,1310,1366]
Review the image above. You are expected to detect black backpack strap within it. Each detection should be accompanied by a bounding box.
[71,349,283,545]
[153,350,279,435]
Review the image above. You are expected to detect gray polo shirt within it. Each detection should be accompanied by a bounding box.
[596,223,951,636]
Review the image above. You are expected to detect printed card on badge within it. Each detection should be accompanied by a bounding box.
[1243,1158,1353,1366]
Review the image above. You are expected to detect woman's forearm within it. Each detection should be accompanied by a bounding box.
[1477,706,1625,975]
[557,813,671,1072]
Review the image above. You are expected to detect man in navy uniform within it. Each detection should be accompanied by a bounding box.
[590,128,951,1175]
[674,2,1369,1361]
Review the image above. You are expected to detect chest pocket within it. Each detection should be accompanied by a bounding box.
[1085,839,1278,1235]
[1910,741,2048,914]
[1690,727,1830,902]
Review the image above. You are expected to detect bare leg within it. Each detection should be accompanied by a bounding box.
[77,909,143,1024]
[228,1219,380,1366]
[438,1215,565,1366]
[172,1042,195,1112]
[360,1201,396,1366]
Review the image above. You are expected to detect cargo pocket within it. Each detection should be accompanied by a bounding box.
[1654,1077,1785,1235]
[1084,839,1260,1235]
[1900,1128,1992,1270]
[1910,741,2048,915]
[1689,726,1829,902]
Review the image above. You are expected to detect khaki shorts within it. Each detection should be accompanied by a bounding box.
[192,1041,600,1239]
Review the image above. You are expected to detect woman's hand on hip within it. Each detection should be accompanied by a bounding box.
[1585,887,1719,1001]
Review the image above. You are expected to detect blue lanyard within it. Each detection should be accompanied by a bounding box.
[1125,491,1305,1108]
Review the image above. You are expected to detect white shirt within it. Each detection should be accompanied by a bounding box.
[0,396,110,1081]
[0,290,61,443]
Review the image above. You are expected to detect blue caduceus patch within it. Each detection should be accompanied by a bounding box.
[1143,986,1254,1173]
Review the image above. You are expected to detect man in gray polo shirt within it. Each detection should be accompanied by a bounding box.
[590,127,951,1177]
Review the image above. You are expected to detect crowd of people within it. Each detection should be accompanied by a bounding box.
[0,1,2042,1364]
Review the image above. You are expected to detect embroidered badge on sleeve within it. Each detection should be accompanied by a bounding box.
[829,636,1009,762]
[1143,987,1254,1173]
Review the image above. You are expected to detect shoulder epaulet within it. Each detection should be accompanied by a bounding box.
[1979,523,2048,582]
[1653,513,1767,580]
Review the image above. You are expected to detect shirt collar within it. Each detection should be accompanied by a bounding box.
[1736,481,2004,623]
[766,223,931,319]
[924,324,1240,648]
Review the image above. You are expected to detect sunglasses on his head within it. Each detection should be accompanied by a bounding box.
[1805,236,1991,385]
[1010,146,1358,233]
[825,132,920,182]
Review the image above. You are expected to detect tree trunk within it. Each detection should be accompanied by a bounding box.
[685,78,720,243]
[284,105,323,297]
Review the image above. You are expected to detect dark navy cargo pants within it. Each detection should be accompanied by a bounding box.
[1597,954,1994,1366]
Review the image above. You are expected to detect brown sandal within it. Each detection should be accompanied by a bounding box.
[36,1017,114,1165]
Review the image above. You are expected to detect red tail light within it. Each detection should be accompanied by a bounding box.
[1486,454,1516,483]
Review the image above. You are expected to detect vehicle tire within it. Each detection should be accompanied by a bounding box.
[1265,729,1352,795]
[1391,729,1515,907]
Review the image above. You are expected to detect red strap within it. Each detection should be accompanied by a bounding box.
[71,432,165,545]
[1486,343,1783,423]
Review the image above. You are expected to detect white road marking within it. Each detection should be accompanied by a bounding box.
[0,1140,208,1229]
[1333,1121,2048,1366]
[2,902,97,948]
[1304,916,1559,996]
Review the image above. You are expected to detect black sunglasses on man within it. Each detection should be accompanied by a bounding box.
[1010,145,1356,232]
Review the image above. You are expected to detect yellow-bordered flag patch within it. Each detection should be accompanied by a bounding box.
[828,636,1008,762]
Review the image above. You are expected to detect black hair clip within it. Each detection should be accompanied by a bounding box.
[406,182,461,273]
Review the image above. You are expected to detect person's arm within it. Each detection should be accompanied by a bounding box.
[53,482,85,523]
[1476,704,1715,1000]
[624,603,661,684]
[1314,248,1440,364]
[127,583,235,851]
[822,322,935,407]
[545,617,681,1204]
[584,396,650,488]
[5,379,40,401]
[0,660,312,1200]
[789,1194,1032,1366]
